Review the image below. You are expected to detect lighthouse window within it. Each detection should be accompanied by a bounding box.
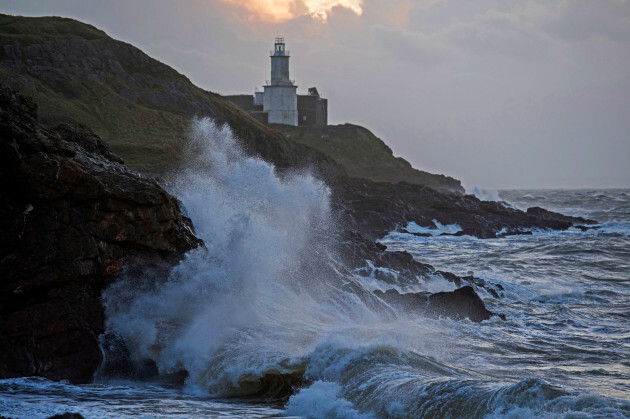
[275,44,284,53]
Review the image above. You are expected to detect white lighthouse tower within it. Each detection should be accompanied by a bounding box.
[262,38,298,125]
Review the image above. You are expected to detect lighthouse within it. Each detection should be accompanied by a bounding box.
[225,38,327,127]
[262,37,298,125]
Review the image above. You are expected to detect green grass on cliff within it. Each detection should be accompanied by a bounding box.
[0,14,109,44]
[0,14,462,191]
[278,124,463,192]
[13,73,190,168]
[0,14,283,173]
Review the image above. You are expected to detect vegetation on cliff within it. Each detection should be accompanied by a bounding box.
[1,13,465,192]
[0,14,342,178]
[279,124,464,193]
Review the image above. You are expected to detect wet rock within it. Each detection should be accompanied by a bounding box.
[0,88,202,383]
[497,230,534,238]
[46,414,85,419]
[373,289,430,313]
[428,286,497,322]
[333,179,595,241]
[574,225,600,232]
[339,230,434,287]
[374,286,501,323]
[400,229,432,237]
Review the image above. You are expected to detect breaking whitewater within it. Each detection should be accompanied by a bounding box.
[1,120,629,418]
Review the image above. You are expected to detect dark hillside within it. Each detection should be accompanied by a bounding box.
[0,14,342,177]
[279,124,464,193]
[0,13,592,243]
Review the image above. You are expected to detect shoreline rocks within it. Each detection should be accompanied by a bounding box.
[333,178,595,241]
[374,286,501,323]
[0,88,201,383]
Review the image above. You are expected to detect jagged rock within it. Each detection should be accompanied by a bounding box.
[333,178,595,240]
[574,225,600,232]
[428,286,497,322]
[339,230,434,285]
[374,286,500,323]
[0,88,202,383]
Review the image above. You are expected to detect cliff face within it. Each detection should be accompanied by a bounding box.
[279,124,464,193]
[0,88,201,383]
[0,14,343,179]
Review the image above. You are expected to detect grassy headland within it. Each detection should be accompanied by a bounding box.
[1,13,461,191]
[278,124,463,192]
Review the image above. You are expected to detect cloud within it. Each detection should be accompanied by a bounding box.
[371,0,630,64]
[305,0,362,20]
[218,0,362,22]
[544,0,630,43]
[369,24,456,65]
[445,9,553,59]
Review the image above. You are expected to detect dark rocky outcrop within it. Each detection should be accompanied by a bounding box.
[427,286,497,322]
[46,414,85,419]
[333,178,595,241]
[0,88,201,383]
[374,286,499,323]
[340,231,434,286]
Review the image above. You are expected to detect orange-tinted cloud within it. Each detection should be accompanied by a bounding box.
[305,0,362,20]
[220,0,362,22]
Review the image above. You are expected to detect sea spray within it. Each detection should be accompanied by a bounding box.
[101,118,382,399]
[468,186,501,202]
[97,122,630,418]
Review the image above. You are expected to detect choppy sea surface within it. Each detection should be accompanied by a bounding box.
[381,189,630,408]
[1,120,628,419]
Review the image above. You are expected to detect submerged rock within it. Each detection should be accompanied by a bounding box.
[0,88,202,383]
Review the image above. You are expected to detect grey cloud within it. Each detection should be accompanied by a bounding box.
[369,24,457,65]
[373,6,554,62]
[444,9,553,58]
[545,0,630,43]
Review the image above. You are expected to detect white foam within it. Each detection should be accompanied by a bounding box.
[401,221,462,237]
[285,381,375,419]
[95,120,630,417]
[468,186,501,202]
[102,118,386,395]
[103,118,342,390]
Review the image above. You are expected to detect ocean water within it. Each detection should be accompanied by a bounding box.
[1,120,629,418]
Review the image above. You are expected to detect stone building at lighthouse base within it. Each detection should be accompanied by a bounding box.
[225,38,327,127]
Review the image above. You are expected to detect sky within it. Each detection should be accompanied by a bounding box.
[2,0,629,189]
